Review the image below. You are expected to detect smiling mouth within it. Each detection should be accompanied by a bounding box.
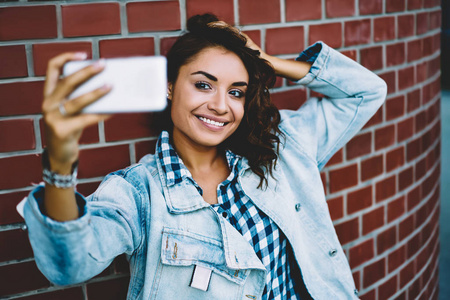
[197,116,227,127]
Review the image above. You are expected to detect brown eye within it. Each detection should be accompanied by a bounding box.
[229,89,245,98]
[195,82,211,90]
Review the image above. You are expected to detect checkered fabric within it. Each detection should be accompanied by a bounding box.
[157,131,300,300]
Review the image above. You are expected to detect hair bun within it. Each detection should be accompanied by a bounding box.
[187,14,219,33]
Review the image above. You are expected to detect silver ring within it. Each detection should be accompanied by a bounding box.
[59,102,68,116]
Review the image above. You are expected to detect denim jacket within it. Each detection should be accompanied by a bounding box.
[23,42,387,299]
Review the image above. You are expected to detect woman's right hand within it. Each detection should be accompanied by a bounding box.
[42,52,112,174]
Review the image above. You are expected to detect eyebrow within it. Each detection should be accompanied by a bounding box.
[191,71,248,87]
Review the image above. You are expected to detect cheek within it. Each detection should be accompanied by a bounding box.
[232,101,245,124]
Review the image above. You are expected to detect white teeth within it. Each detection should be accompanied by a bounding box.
[198,117,225,127]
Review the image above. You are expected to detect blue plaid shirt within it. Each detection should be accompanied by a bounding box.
[157,131,299,300]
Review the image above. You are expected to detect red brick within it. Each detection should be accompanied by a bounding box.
[272,89,307,110]
[399,214,414,241]
[321,172,327,195]
[160,36,178,57]
[87,276,129,300]
[266,26,304,55]
[329,164,358,193]
[361,155,383,181]
[379,71,396,94]
[375,124,395,150]
[398,66,415,90]
[408,0,423,10]
[429,10,442,30]
[353,271,361,292]
[399,167,414,191]
[77,181,101,197]
[400,260,415,287]
[378,276,398,300]
[274,76,284,88]
[407,39,422,63]
[349,239,374,268]
[363,258,386,288]
[0,229,32,263]
[0,6,57,41]
[375,175,396,202]
[416,12,429,35]
[40,119,99,146]
[239,0,280,25]
[422,35,434,56]
[62,3,120,37]
[386,146,405,172]
[32,42,92,76]
[406,232,421,259]
[415,111,427,134]
[0,119,35,152]
[386,42,405,67]
[407,185,421,211]
[335,217,359,244]
[388,245,406,272]
[104,113,158,142]
[0,191,29,225]
[397,117,414,142]
[363,206,385,234]
[186,0,234,24]
[309,23,342,49]
[186,0,234,25]
[326,0,355,18]
[0,81,44,116]
[99,38,154,59]
[364,106,383,128]
[326,196,344,221]
[78,145,130,179]
[0,154,41,190]
[374,16,396,42]
[424,0,440,8]
[135,140,157,162]
[360,46,383,71]
[325,149,343,166]
[0,45,28,79]
[286,0,321,21]
[344,19,371,46]
[14,288,84,300]
[346,132,371,160]
[360,289,376,300]
[398,14,415,38]
[386,95,405,121]
[359,0,382,15]
[416,61,428,83]
[386,0,406,12]
[407,89,421,112]
[377,226,397,254]
[341,49,357,61]
[347,186,373,214]
[407,137,422,161]
[0,261,49,296]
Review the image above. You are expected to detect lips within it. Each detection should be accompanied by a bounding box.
[197,116,225,127]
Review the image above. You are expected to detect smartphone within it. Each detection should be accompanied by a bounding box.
[63,56,167,113]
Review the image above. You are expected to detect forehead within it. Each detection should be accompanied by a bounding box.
[180,47,249,81]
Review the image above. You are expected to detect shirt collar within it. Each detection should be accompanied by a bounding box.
[156,130,242,187]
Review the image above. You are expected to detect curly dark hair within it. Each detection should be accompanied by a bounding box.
[165,13,283,189]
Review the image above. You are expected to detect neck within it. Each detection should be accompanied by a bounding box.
[171,130,226,173]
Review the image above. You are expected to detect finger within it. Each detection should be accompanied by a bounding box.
[44,52,88,98]
[65,113,112,133]
[50,60,106,104]
[60,84,112,117]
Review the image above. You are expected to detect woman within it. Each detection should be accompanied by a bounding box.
[23,14,387,299]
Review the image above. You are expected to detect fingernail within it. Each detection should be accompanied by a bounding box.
[93,59,105,70]
[75,52,88,60]
[101,84,112,91]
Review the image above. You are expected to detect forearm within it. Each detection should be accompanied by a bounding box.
[261,53,312,81]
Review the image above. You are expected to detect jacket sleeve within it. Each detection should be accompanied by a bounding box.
[23,167,146,286]
[279,42,387,170]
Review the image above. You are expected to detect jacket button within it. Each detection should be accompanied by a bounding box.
[295,203,301,211]
[329,249,337,257]
[354,289,359,296]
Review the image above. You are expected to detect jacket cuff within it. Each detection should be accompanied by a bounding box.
[24,184,90,233]
[294,41,331,86]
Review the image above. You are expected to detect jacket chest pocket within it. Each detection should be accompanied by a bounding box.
[150,228,248,300]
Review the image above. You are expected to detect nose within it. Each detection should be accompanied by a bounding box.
[207,90,228,115]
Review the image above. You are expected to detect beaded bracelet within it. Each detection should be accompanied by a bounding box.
[42,149,78,188]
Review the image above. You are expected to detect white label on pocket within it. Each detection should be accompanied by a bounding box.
[189,265,212,291]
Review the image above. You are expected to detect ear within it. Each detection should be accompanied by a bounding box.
[167,83,173,101]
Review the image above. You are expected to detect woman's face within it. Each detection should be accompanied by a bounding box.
[170,47,249,149]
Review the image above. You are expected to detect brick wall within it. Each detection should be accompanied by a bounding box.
[0,0,441,299]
